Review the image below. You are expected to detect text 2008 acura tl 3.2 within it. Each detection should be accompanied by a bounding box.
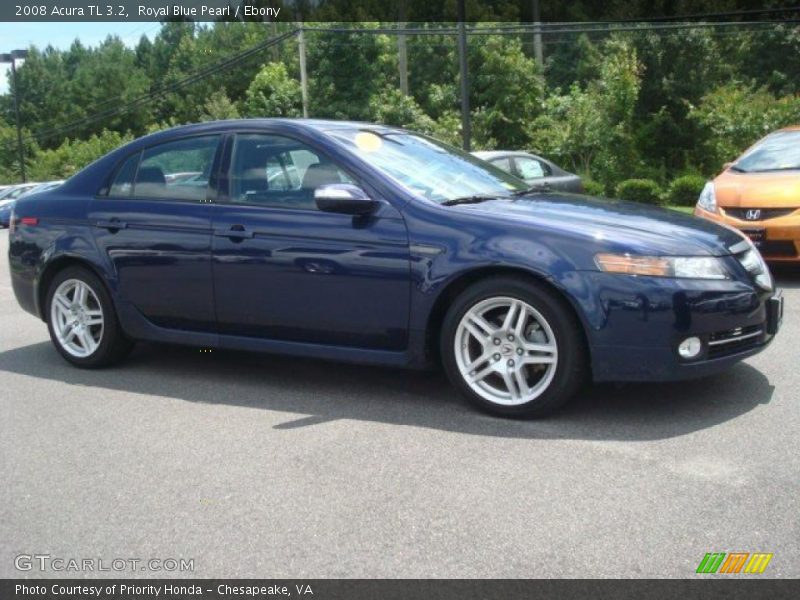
[8,120,784,417]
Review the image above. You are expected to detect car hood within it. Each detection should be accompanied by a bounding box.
[458,193,744,257]
[714,169,800,207]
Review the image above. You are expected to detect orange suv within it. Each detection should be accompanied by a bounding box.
[695,126,800,261]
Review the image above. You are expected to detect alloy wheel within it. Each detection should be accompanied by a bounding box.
[50,278,105,358]
[454,296,558,406]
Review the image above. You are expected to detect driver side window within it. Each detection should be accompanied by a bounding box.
[229,134,352,210]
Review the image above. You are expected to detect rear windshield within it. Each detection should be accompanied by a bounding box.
[734,130,800,173]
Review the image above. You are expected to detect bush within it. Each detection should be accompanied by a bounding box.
[666,174,707,207]
[582,178,607,197]
[615,178,663,205]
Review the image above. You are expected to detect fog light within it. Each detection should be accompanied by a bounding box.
[678,336,702,359]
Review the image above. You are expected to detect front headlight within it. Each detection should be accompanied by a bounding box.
[697,181,717,213]
[738,246,773,291]
[595,253,728,280]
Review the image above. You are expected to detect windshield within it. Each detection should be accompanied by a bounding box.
[734,130,800,173]
[328,128,528,203]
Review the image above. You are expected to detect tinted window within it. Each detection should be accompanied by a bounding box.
[109,152,140,197]
[490,157,512,173]
[229,134,352,210]
[515,157,548,179]
[134,136,220,201]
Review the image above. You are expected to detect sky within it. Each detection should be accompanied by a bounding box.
[0,22,162,94]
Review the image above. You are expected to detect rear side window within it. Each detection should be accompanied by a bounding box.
[108,152,140,197]
[133,136,221,201]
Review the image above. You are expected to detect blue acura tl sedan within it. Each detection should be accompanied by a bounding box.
[8,120,783,417]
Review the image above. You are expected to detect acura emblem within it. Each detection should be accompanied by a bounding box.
[745,209,762,221]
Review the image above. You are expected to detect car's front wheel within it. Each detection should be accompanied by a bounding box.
[46,266,132,368]
[441,276,587,418]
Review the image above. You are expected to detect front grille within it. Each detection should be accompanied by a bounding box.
[756,241,798,258]
[724,207,798,221]
[707,325,763,359]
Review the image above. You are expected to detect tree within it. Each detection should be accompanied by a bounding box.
[368,87,434,132]
[242,63,303,118]
[532,37,642,187]
[688,82,800,171]
[28,130,132,181]
[469,35,545,150]
[0,120,38,183]
[200,90,240,121]
[306,25,395,120]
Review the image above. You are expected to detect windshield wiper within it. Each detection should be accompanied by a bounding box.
[510,182,553,196]
[441,195,500,207]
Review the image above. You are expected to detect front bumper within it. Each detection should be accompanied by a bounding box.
[582,271,781,383]
[695,206,800,261]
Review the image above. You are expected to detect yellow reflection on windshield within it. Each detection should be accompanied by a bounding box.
[355,131,383,153]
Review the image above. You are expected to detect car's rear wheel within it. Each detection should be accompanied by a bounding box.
[441,276,587,418]
[46,266,132,368]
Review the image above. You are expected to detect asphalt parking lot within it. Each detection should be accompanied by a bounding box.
[1,227,798,578]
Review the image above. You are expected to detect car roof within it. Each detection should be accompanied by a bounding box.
[154,118,398,138]
[473,150,546,160]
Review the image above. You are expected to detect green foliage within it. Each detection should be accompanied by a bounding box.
[616,179,663,205]
[470,36,544,150]
[581,179,607,197]
[2,18,800,195]
[666,175,707,207]
[242,63,302,118]
[368,88,434,132]
[532,37,641,189]
[200,90,240,122]
[28,130,133,181]
[307,25,394,120]
[0,121,38,183]
[688,82,800,171]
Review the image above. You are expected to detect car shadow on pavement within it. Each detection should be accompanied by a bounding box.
[773,266,800,290]
[0,340,775,442]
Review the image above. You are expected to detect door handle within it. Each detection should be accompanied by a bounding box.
[214,225,254,240]
[95,219,128,231]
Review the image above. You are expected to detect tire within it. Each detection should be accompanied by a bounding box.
[440,276,587,418]
[45,266,133,368]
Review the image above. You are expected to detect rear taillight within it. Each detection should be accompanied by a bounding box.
[10,215,38,234]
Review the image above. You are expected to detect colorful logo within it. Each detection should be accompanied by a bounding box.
[696,552,773,574]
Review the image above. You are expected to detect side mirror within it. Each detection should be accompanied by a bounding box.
[314,184,378,215]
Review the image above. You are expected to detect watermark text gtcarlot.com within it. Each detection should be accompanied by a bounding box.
[15,554,194,573]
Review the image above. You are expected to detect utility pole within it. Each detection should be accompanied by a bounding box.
[398,1,409,95]
[532,0,544,67]
[1,49,28,182]
[297,27,309,118]
[457,0,471,151]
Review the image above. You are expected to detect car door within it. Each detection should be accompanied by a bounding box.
[88,134,222,331]
[211,132,411,351]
